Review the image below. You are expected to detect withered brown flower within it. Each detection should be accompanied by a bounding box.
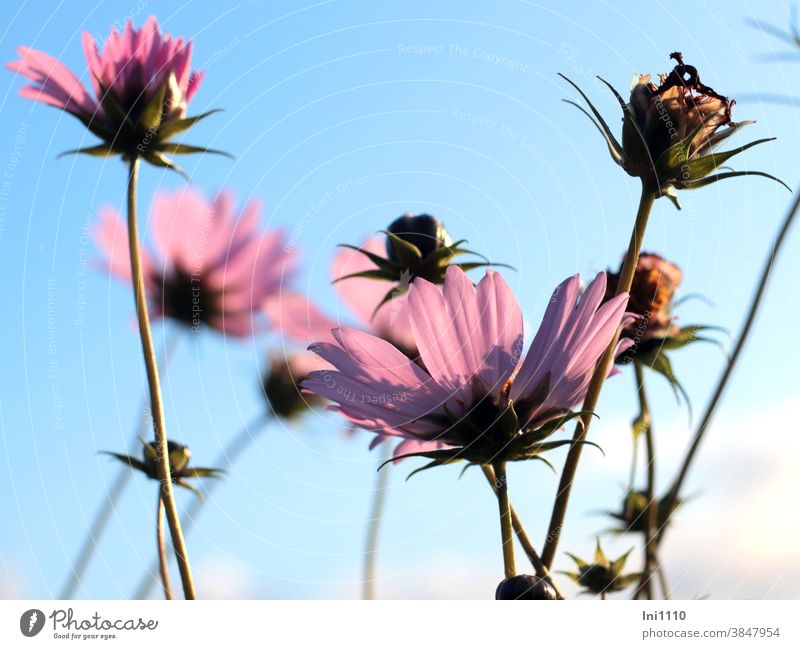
[607,252,683,340]
[562,52,786,207]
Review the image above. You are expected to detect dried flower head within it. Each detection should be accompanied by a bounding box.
[608,253,683,341]
[561,52,786,208]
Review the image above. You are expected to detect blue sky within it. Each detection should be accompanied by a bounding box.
[1,0,799,599]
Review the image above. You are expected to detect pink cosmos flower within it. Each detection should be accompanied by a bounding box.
[302,266,630,465]
[94,188,297,337]
[263,236,415,352]
[7,16,220,167]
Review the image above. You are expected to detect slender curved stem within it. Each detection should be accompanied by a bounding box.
[362,443,392,600]
[656,554,672,599]
[542,185,656,569]
[132,413,270,599]
[60,332,181,599]
[633,362,657,600]
[126,156,195,599]
[659,186,800,545]
[156,492,173,600]
[493,461,516,579]
[480,466,563,598]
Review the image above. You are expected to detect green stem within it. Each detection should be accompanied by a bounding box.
[542,184,656,569]
[156,492,173,600]
[627,434,639,494]
[655,553,672,599]
[480,465,563,598]
[633,362,657,600]
[132,413,270,599]
[660,185,800,545]
[126,156,195,600]
[493,461,516,579]
[59,331,181,599]
[362,443,392,600]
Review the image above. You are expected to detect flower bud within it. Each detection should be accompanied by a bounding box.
[562,539,640,596]
[495,575,558,600]
[103,439,222,497]
[610,490,680,534]
[262,353,323,420]
[142,440,191,479]
[335,214,500,316]
[385,213,451,263]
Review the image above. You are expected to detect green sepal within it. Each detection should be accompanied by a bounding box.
[175,479,203,500]
[495,401,519,439]
[158,109,224,140]
[138,80,167,133]
[612,573,644,590]
[142,151,189,180]
[682,137,776,181]
[405,456,463,481]
[647,352,691,411]
[182,467,225,479]
[594,537,609,568]
[335,243,402,274]
[95,78,135,133]
[562,98,624,167]
[522,409,597,442]
[558,570,582,583]
[660,324,727,352]
[158,143,234,158]
[454,261,509,273]
[101,451,148,474]
[333,268,402,284]
[381,230,424,267]
[370,283,407,320]
[655,111,720,176]
[558,73,623,162]
[423,239,467,266]
[57,144,116,159]
[661,187,682,210]
[565,552,588,571]
[520,437,604,459]
[524,454,557,473]
[377,448,462,472]
[631,411,650,442]
[682,169,791,192]
[611,547,634,574]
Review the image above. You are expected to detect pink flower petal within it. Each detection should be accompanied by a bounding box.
[263,292,338,344]
[7,46,95,115]
[475,270,524,399]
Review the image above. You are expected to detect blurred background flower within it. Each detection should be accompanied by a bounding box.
[94,188,297,337]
